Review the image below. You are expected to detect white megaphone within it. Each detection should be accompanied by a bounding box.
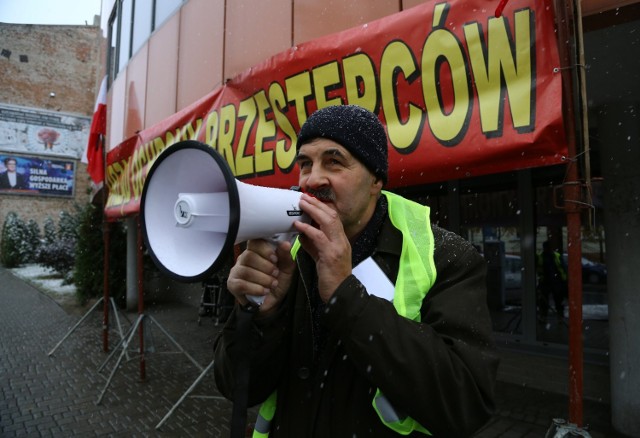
[140,140,308,298]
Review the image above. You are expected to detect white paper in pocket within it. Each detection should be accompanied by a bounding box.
[352,256,395,301]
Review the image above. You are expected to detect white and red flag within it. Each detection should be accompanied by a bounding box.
[82,75,107,188]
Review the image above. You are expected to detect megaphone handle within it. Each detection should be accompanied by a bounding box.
[246,294,266,306]
[244,233,297,307]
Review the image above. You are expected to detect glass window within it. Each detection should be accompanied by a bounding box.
[132,0,153,56]
[458,179,524,335]
[397,162,609,353]
[106,0,185,84]
[118,0,133,72]
[154,0,182,29]
[532,167,608,351]
[577,225,608,351]
[534,213,569,343]
[533,175,568,345]
[107,9,119,87]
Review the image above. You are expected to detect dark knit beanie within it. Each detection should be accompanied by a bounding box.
[297,105,388,184]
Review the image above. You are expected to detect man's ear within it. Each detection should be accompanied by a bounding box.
[371,176,384,194]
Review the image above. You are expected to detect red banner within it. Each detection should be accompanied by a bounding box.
[105,0,566,218]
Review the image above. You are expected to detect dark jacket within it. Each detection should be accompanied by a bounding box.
[0,171,28,190]
[214,217,499,437]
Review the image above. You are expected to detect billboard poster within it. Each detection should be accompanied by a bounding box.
[0,103,90,159]
[104,0,567,218]
[0,153,76,197]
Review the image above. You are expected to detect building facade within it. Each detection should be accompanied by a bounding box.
[0,22,104,235]
[99,0,639,435]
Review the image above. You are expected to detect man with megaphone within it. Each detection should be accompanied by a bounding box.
[213,105,499,437]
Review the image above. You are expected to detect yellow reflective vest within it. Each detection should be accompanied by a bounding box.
[253,191,437,437]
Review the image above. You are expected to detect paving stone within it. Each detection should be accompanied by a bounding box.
[0,266,624,437]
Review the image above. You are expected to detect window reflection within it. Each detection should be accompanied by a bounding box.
[132,0,153,56]
[154,0,183,29]
[107,9,119,86]
[464,226,524,335]
[118,0,132,73]
[534,224,608,349]
[453,171,609,350]
[459,181,524,335]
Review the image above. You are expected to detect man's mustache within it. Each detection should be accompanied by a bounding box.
[306,187,336,202]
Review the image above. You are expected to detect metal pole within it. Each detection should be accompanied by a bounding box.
[102,220,110,352]
[155,359,220,430]
[146,315,204,372]
[96,314,145,405]
[48,297,104,356]
[554,0,589,426]
[100,132,111,353]
[137,216,146,381]
[565,180,584,426]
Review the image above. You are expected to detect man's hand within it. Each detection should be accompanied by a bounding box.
[227,239,296,314]
[294,194,352,302]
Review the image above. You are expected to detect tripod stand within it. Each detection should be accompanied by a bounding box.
[95,311,204,405]
[155,358,227,429]
[48,296,127,357]
[154,279,234,428]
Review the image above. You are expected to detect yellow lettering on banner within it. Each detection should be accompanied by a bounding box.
[164,130,178,148]
[343,53,378,112]
[121,158,132,204]
[254,90,275,175]
[134,136,163,199]
[422,9,471,146]
[131,148,144,199]
[285,71,313,128]
[105,160,131,207]
[105,163,120,207]
[312,61,343,110]
[138,141,150,166]
[380,40,424,152]
[236,98,257,177]
[218,104,237,175]
[464,10,533,134]
[268,82,297,172]
[144,139,157,165]
[181,118,202,140]
[205,110,219,149]
[496,10,534,131]
[138,140,155,188]
[133,170,144,200]
[152,137,165,158]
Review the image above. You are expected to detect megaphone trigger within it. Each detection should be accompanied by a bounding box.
[243,231,299,307]
[246,294,266,306]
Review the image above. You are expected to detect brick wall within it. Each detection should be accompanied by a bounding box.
[0,23,103,113]
[0,168,91,227]
[0,22,105,241]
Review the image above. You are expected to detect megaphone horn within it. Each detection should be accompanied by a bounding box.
[140,140,307,283]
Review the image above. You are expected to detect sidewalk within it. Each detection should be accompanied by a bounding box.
[0,266,624,437]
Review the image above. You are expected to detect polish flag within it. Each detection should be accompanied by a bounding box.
[82,76,107,187]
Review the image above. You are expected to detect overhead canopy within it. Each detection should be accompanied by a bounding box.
[105,0,566,219]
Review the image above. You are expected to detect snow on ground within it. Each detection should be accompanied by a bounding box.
[10,264,76,296]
